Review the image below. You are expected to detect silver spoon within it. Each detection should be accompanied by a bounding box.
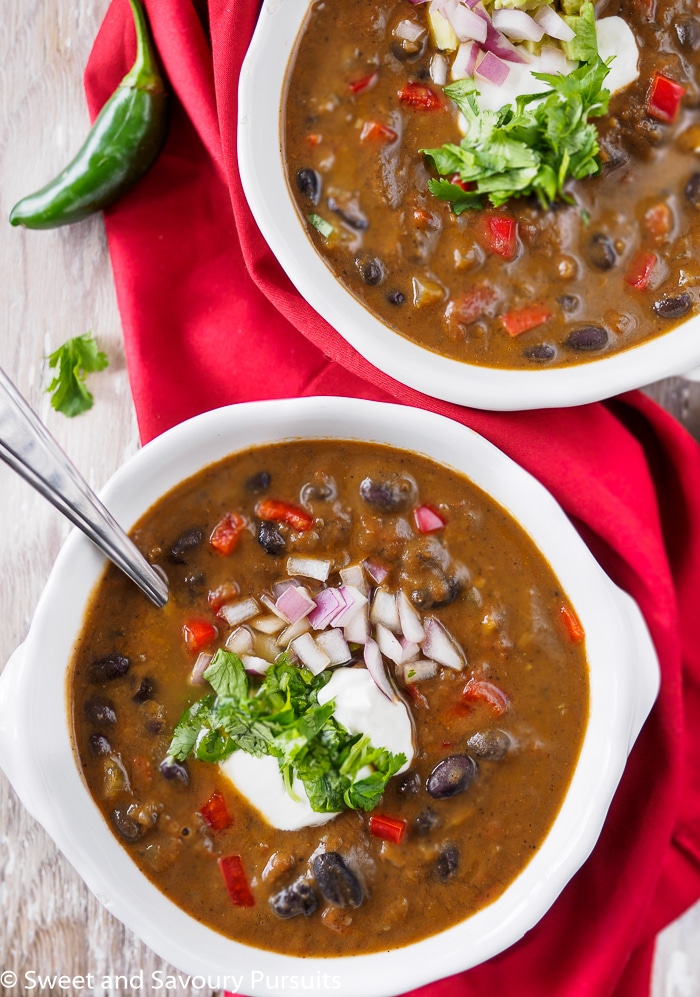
[0,366,168,607]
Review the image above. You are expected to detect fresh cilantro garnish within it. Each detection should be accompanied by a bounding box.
[46,332,109,417]
[422,56,611,212]
[308,213,334,239]
[168,649,406,813]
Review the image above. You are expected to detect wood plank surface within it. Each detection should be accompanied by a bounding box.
[1,2,699,995]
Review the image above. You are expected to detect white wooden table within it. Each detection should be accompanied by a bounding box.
[1,3,699,994]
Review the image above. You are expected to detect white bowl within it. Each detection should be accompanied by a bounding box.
[237,0,700,410]
[0,397,659,995]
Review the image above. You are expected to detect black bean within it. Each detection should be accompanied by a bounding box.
[359,473,417,513]
[111,808,144,842]
[397,769,421,795]
[88,733,112,757]
[312,852,363,908]
[565,325,609,352]
[426,754,477,799]
[557,294,579,313]
[415,807,441,835]
[587,233,617,271]
[159,758,189,785]
[89,653,130,683]
[246,470,271,494]
[168,527,204,564]
[132,677,154,703]
[327,196,368,231]
[270,878,319,919]
[523,343,556,362]
[145,718,164,735]
[257,520,286,555]
[84,698,117,727]
[386,290,405,305]
[430,576,462,609]
[435,843,459,882]
[685,172,700,208]
[296,168,321,204]
[652,293,692,320]
[184,571,206,590]
[676,19,700,50]
[466,729,512,761]
[355,254,385,286]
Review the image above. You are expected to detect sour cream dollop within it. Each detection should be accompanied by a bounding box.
[219,668,414,831]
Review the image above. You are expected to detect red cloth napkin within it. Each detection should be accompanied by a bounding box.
[84,2,700,994]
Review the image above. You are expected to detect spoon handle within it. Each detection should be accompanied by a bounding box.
[0,367,168,607]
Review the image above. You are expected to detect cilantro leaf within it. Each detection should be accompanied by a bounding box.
[167,658,406,815]
[422,57,611,211]
[46,332,108,417]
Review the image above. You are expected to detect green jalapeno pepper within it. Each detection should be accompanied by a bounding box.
[9,0,168,230]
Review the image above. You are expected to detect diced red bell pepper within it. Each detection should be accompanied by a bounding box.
[183,618,218,654]
[647,73,686,123]
[210,511,246,555]
[560,605,585,643]
[448,173,477,193]
[218,854,255,907]
[306,133,322,147]
[256,498,314,532]
[463,677,509,715]
[398,81,443,111]
[350,71,378,94]
[481,214,518,260]
[208,581,241,614]
[360,119,398,143]
[500,304,552,337]
[368,813,408,844]
[199,789,233,831]
[448,288,498,326]
[625,250,658,290]
[643,202,673,239]
[413,504,447,533]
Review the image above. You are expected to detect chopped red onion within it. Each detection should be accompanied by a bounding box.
[402,658,438,683]
[249,613,287,635]
[271,578,302,598]
[191,651,213,685]
[370,588,401,632]
[398,636,421,664]
[275,584,315,624]
[397,589,426,643]
[533,4,575,42]
[316,628,352,665]
[241,654,273,675]
[422,617,467,671]
[286,555,331,582]
[225,626,254,655]
[329,584,368,627]
[447,3,487,43]
[395,18,426,42]
[492,8,544,42]
[260,592,288,619]
[362,558,389,584]
[339,563,369,596]
[218,597,259,627]
[474,4,527,64]
[343,607,370,644]
[430,52,450,85]
[253,632,279,662]
[375,623,405,666]
[452,40,481,80]
[308,587,345,629]
[364,638,396,701]
[277,616,311,646]
[475,50,511,87]
[291,632,331,675]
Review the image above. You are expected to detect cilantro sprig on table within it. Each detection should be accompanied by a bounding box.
[46,332,109,417]
[168,650,406,813]
[422,57,611,212]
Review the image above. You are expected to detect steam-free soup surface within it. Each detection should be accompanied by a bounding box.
[71,440,587,955]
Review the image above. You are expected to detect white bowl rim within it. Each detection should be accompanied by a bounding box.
[0,396,659,996]
[237,0,700,411]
